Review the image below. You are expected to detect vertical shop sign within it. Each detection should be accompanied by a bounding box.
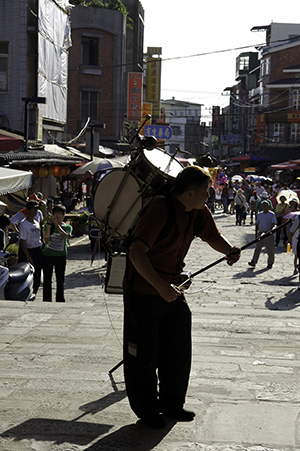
[145,57,161,119]
[127,72,143,121]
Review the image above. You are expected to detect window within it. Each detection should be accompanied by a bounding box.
[273,123,284,142]
[82,37,98,66]
[292,89,300,109]
[239,56,249,71]
[81,91,98,122]
[265,57,270,75]
[0,42,8,92]
[291,123,300,143]
[172,126,182,136]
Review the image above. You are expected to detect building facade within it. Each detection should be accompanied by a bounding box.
[67,1,144,149]
[160,98,203,155]
[0,0,72,143]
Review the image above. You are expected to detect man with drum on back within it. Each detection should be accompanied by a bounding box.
[123,165,241,428]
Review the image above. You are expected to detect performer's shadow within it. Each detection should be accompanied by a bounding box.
[1,387,175,449]
[265,289,300,310]
[0,418,174,449]
[0,418,112,446]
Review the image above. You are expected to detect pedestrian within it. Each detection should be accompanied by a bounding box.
[0,214,10,251]
[122,165,241,428]
[255,190,273,213]
[18,201,43,297]
[287,215,300,275]
[42,204,72,303]
[221,183,229,213]
[10,194,44,234]
[228,181,235,214]
[234,188,246,226]
[249,190,259,224]
[275,195,289,247]
[248,200,277,269]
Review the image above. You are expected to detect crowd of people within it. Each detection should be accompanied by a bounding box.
[207,175,300,274]
[0,192,72,302]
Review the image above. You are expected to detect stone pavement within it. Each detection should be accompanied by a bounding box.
[1,210,300,451]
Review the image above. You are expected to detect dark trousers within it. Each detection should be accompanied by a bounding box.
[18,246,42,294]
[43,254,66,302]
[123,290,192,418]
[235,205,244,225]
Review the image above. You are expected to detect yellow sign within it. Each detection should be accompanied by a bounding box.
[138,102,152,135]
[145,58,161,119]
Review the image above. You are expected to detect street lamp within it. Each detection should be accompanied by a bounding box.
[22,97,46,151]
[88,123,106,161]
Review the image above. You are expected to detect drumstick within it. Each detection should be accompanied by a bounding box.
[177,218,292,290]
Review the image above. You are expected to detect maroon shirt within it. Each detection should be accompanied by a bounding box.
[124,194,221,296]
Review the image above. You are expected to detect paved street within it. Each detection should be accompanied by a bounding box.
[1,209,300,451]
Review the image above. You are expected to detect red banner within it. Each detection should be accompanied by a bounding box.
[127,72,143,121]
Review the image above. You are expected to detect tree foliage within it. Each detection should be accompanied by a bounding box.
[69,0,129,17]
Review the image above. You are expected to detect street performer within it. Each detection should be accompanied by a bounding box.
[123,165,241,428]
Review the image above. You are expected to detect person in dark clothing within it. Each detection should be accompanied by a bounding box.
[123,166,241,429]
[0,214,10,251]
[42,204,72,302]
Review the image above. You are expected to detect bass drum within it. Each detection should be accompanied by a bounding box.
[93,169,143,239]
[133,148,183,193]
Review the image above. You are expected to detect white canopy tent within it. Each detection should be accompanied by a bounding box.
[0,167,32,196]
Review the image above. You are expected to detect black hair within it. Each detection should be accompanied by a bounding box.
[53,204,66,215]
[0,214,10,230]
[26,201,39,210]
[174,165,212,196]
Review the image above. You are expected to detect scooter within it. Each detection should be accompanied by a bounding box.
[0,251,35,302]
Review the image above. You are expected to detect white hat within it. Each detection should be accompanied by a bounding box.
[261,191,268,198]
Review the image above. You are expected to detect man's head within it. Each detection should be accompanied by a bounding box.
[174,165,212,211]
[26,201,39,219]
[261,200,269,212]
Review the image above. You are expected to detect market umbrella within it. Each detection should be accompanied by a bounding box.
[231,175,243,183]
[70,158,123,176]
[276,189,298,204]
[283,211,300,220]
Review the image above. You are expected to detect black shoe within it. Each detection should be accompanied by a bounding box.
[248,261,255,267]
[162,407,195,422]
[140,414,166,428]
[267,264,273,269]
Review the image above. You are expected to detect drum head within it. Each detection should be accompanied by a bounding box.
[143,148,183,178]
[93,169,143,237]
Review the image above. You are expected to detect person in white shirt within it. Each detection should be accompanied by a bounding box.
[18,201,43,296]
[248,201,277,269]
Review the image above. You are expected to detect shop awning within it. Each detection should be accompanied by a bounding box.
[0,167,32,196]
[0,133,23,151]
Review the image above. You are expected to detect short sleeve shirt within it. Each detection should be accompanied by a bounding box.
[19,219,42,248]
[256,211,276,232]
[43,223,72,257]
[124,194,221,295]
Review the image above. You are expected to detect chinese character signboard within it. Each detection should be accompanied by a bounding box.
[144,125,173,140]
[127,72,142,121]
[145,57,161,119]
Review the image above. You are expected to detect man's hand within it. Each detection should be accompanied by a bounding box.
[157,282,182,303]
[226,246,241,266]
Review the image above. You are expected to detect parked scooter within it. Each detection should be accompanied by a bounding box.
[0,251,34,302]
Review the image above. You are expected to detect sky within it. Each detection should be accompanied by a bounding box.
[140,0,300,123]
